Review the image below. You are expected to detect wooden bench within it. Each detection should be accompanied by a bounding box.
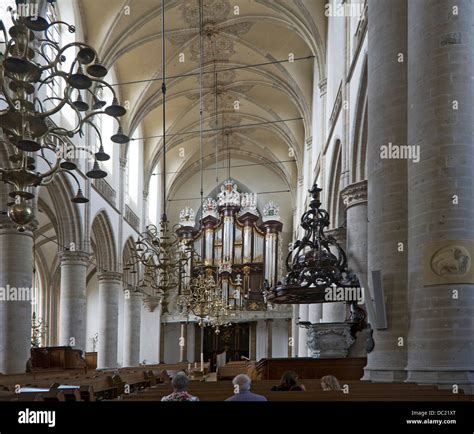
[120,379,471,402]
[216,362,248,380]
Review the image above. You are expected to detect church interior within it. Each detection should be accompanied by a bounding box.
[0,0,473,423]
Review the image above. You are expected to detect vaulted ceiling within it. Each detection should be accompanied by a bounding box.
[76,0,326,198]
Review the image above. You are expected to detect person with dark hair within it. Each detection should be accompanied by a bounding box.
[161,372,199,401]
[271,371,306,391]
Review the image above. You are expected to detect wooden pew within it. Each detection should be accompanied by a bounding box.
[120,379,471,402]
[255,357,367,380]
[216,362,248,380]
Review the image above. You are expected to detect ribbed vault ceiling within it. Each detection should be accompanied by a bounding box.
[77,0,326,197]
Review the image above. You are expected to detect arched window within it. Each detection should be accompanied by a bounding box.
[97,81,115,176]
[147,165,160,225]
[126,130,141,208]
[329,140,344,229]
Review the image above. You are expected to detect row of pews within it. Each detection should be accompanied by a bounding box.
[0,362,471,402]
[120,379,471,402]
[0,363,191,402]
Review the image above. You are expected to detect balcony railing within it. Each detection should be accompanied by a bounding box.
[125,204,140,232]
[93,178,116,206]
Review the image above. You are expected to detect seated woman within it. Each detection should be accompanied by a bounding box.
[161,372,199,401]
[271,371,306,391]
[320,375,341,391]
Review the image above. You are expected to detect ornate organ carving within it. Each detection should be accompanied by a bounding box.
[176,179,283,311]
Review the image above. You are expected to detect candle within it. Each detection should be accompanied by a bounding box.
[194,362,197,368]
[188,363,191,372]
[200,352,204,371]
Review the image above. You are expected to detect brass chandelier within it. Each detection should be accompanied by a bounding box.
[178,266,219,323]
[124,221,193,311]
[0,4,127,230]
[178,264,234,333]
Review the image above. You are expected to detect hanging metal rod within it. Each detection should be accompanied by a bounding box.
[106,55,315,88]
[131,116,302,141]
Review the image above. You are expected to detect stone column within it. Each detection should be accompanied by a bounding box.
[298,304,309,357]
[179,322,188,362]
[291,304,299,357]
[407,0,474,385]
[123,289,141,367]
[58,250,89,351]
[265,319,273,358]
[364,0,408,382]
[308,304,322,324]
[160,322,166,363]
[97,271,122,369]
[186,323,195,363]
[341,180,368,294]
[322,228,347,322]
[0,221,33,374]
[286,318,292,357]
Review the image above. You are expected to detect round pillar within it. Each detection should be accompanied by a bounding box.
[298,304,309,357]
[97,271,121,369]
[364,0,408,382]
[58,250,89,351]
[123,289,142,367]
[407,0,474,385]
[0,223,33,374]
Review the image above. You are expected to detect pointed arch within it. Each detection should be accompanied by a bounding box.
[91,210,118,272]
[122,237,138,286]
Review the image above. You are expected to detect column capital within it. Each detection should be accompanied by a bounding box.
[58,250,90,265]
[341,180,368,209]
[305,137,313,150]
[98,271,123,283]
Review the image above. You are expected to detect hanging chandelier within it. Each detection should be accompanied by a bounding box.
[266,183,360,304]
[0,5,127,230]
[208,296,234,334]
[178,266,234,334]
[124,222,193,312]
[178,267,218,322]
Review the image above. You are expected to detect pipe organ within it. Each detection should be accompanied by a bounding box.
[176,179,283,311]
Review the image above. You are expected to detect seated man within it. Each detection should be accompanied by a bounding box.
[225,374,267,401]
[161,372,199,401]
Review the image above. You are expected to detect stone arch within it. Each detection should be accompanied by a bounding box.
[91,210,118,273]
[122,237,138,286]
[44,174,84,250]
